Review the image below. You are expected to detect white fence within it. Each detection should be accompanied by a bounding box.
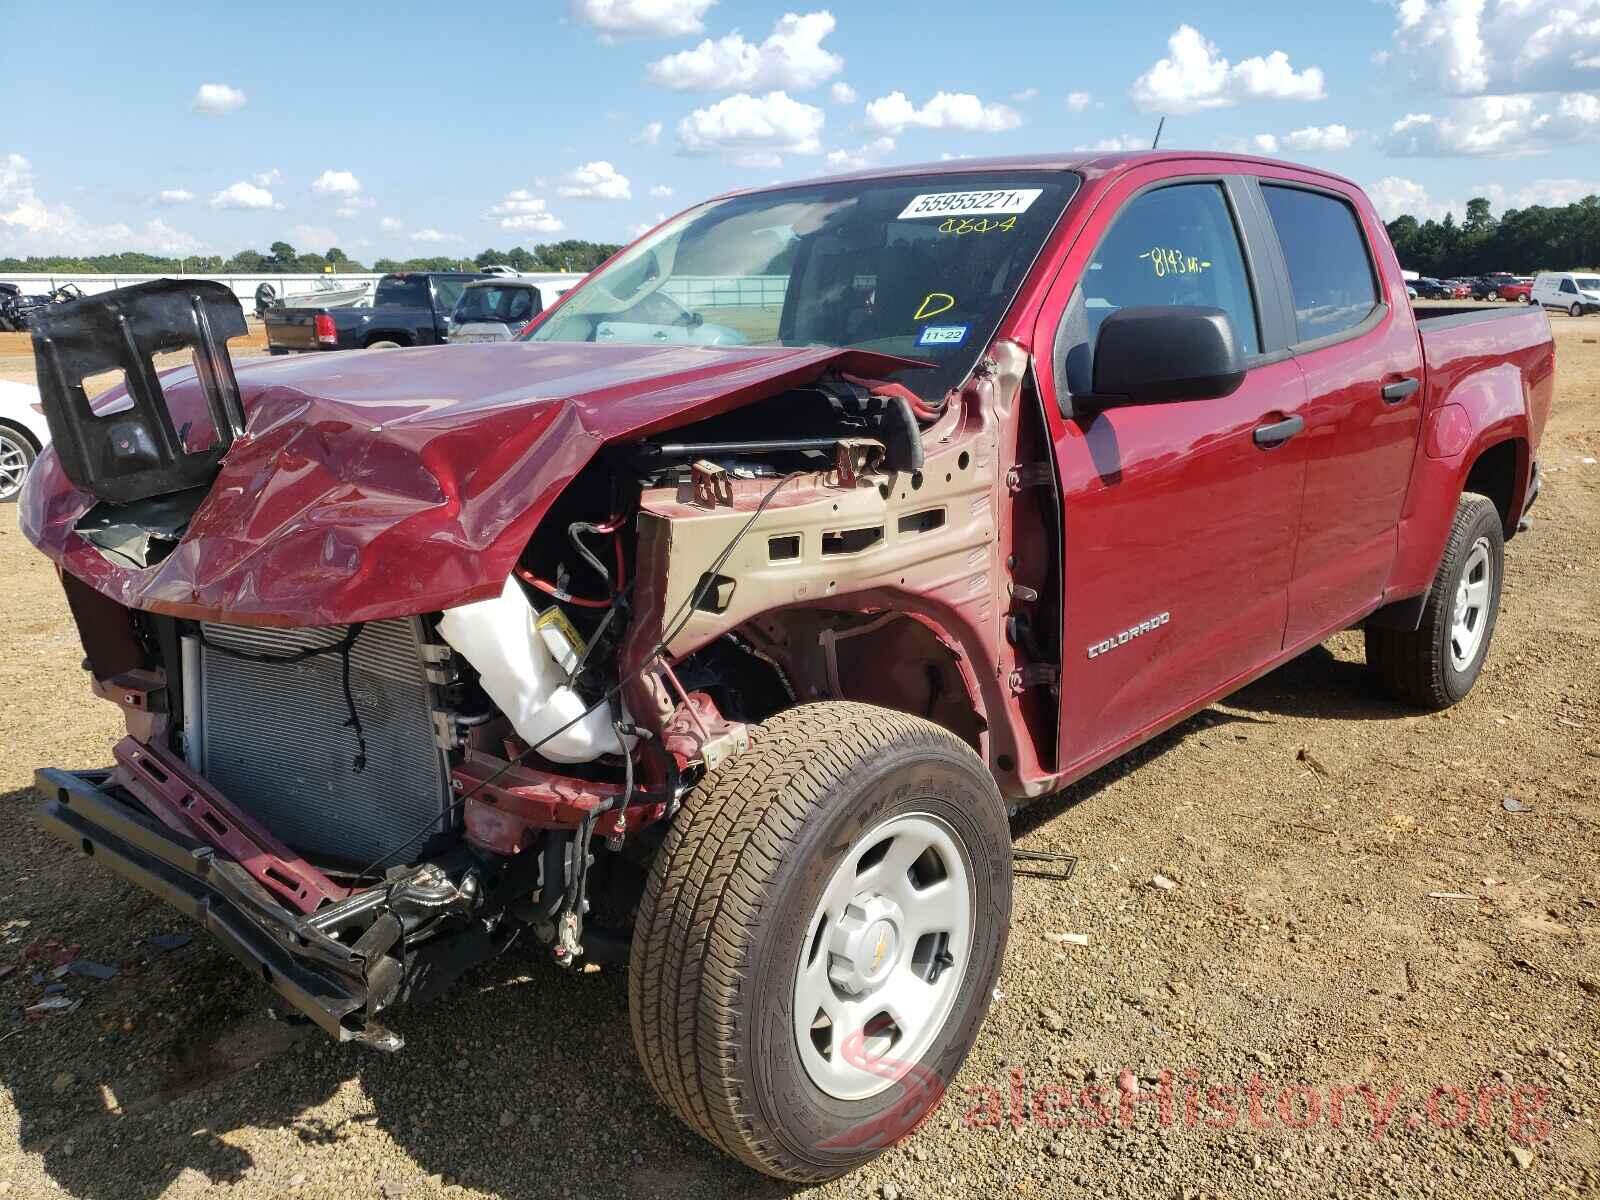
[0,271,588,310]
[658,275,789,309]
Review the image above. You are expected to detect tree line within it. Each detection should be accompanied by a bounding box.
[1386,195,1600,279]
[0,239,624,276]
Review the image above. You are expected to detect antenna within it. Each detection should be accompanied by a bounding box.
[1152,117,1165,149]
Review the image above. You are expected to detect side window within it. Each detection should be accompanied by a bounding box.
[1080,183,1261,357]
[1260,185,1379,342]
[1560,278,1578,294]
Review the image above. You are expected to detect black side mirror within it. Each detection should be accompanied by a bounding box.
[1082,305,1247,410]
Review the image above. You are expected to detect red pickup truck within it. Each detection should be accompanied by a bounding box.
[22,151,1552,1182]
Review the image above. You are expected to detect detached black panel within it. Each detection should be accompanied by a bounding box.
[31,279,247,504]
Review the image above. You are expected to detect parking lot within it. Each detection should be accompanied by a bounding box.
[0,309,1596,1199]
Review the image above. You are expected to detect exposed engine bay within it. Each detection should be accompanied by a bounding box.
[26,280,1062,1046]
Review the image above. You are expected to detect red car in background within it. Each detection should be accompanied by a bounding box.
[1499,277,1534,302]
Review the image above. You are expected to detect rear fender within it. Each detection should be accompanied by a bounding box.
[1385,361,1529,606]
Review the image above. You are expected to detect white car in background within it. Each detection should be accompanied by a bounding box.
[0,379,50,503]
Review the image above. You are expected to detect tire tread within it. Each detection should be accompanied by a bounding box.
[628,702,987,1180]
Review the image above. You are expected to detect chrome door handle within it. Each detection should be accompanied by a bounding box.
[1381,377,1420,404]
[1253,414,1304,448]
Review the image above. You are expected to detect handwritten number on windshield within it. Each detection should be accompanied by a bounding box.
[938,215,1017,236]
[1139,247,1213,277]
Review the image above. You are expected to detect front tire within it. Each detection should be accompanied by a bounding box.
[1366,492,1503,709]
[1571,302,1584,318]
[629,702,1011,1181]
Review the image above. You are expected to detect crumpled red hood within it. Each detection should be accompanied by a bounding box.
[20,340,917,626]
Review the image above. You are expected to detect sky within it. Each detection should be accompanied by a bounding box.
[4,0,1599,261]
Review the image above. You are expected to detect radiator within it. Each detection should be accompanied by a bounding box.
[194,618,453,866]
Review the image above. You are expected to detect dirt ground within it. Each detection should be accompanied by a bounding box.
[0,309,1596,1200]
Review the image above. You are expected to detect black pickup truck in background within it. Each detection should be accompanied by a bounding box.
[265,272,486,353]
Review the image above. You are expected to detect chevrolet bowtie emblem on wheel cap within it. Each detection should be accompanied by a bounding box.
[1086,612,1171,659]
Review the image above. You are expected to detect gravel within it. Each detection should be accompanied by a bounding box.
[0,316,1597,1198]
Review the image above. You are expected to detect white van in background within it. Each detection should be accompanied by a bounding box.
[1531,271,1600,317]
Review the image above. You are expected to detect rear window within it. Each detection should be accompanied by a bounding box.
[1260,185,1379,343]
[375,275,429,307]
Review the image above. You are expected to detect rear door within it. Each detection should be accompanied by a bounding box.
[1254,181,1424,645]
[1034,170,1309,770]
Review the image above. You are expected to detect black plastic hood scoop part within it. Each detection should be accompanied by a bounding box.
[31,279,248,506]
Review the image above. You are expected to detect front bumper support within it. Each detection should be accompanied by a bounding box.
[35,767,403,1048]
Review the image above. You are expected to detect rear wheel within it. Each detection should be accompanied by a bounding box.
[366,339,403,350]
[629,702,1011,1181]
[1366,492,1503,709]
[0,423,37,503]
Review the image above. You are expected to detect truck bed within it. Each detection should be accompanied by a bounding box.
[1416,303,1554,455]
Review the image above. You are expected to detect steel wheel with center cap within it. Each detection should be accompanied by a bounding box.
[1366,490,1505,709]
[1449,537,1494,672]
[629,702,1012,1182]
[0,425,37,503]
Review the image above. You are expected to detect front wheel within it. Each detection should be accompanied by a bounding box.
[1366,492,1504,709]
[629,702,1012,1181]
[1571,302,1584,318]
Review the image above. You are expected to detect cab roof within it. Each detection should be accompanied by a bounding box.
[717,150,1362,201]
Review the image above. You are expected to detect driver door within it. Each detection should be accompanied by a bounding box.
[1035,172,1309,771]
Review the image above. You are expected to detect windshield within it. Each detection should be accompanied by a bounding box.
[523,171,1078,398]
[1578,277,1600,291]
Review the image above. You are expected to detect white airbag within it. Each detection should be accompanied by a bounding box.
[437,577,625,763]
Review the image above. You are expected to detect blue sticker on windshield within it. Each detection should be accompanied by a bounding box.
[917,324,967,347]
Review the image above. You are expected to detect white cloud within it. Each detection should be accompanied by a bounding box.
[210,180,280,210]
[253,168,282,187]
[1131,25,1325,113]
[830,81,857,104]
[292,224,338,248]
[335,197,377,218]
[632,120,663,145]
[648,10,843,91]
[1283,123,1360,151]
[569,0,716,40]
[192,83,247,115]
[1388,0,1600,96]
[379,216,403,232]
[649,183,675,197]
[1369,172,1600,223]
[1385,92,1600,155]
[627,212,669,238]
[2,153,204,255]
[1366,176,1453,221]
[1476,176,1600,208]
[410,228,460,244]
[1074,134,1147,152]
[156,188,194,205]
[863,90,1022,134]
[1011,87,1039,102]
[557,160,632,199]
[676,91,826,160]
[488,189,566,234]
[1065,91,1092,112]
[825,135,896,170]
[1245,123,1361,155]
[311,169,362,196]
